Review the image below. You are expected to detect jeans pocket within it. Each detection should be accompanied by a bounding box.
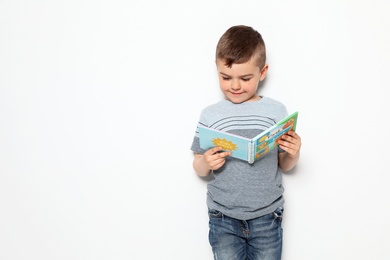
[208,208,223,219]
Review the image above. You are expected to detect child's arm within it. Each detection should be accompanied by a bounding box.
[193,147,231,177]
[277,131,302,172]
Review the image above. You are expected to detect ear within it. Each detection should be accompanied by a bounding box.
[259,64,268,81]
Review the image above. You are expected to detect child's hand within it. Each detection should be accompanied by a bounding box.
[193,147,231,177]
[278,131,301,158]
[203,146,231,171]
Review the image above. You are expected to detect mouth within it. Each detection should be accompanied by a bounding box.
[230,91,243,96]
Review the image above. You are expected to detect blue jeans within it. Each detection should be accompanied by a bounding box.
[208,207,283,260]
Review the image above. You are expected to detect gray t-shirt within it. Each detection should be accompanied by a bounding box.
[191,97,288,220]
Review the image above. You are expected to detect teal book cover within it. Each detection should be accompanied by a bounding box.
[198,111,298,164]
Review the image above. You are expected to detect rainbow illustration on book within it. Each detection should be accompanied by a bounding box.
[198,112,298,164]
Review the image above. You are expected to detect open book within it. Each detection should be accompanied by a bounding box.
[198,111,298,164]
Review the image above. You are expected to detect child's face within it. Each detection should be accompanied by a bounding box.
[216,57,268,104]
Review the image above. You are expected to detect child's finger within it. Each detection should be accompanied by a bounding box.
[216,151,231,158]
[206,146,223,155]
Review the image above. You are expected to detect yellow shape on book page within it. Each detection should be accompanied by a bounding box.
[212,138,237,151]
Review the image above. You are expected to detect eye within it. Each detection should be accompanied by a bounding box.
[222,76,231,81]
[241,77,251,82]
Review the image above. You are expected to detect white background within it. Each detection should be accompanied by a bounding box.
[1,1,390,259]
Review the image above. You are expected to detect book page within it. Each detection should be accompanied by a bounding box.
[198,126,251,162]
[253,112,298,160]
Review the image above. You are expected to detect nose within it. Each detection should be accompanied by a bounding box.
[231,79,241,91]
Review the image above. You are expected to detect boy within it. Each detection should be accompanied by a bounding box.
[190,25,301,260]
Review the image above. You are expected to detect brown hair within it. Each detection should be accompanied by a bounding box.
[216,25,266,69]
